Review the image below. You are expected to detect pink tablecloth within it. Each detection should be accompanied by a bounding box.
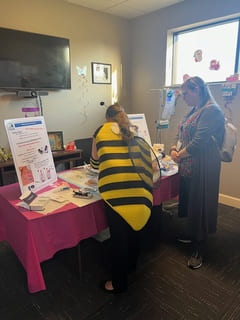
[0,173,179,293]
[153,174,179,206]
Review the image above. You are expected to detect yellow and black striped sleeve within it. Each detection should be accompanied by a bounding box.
[90,157,99,170]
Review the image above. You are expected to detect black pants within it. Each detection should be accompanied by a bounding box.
[178,175,191,218]
[178,176,206,254]
[105,203,140,292]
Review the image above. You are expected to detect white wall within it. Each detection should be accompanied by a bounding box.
[130,0,240,204]
[0,0,131,148]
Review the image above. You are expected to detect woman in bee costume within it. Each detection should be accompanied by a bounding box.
[91,103,154,293]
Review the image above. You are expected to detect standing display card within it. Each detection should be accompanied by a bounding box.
[4,116,57,194]
[128,113,152,146]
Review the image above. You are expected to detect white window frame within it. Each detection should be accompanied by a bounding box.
[165,17,240,86]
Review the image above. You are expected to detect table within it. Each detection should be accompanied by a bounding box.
[0,149,82,186]
[0,173,179,293]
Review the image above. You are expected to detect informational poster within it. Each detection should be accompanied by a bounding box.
[5,116,57,194]
[128,113,152,146]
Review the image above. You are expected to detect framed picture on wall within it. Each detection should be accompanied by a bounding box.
[91,62,112,84]
[47,131,64,152]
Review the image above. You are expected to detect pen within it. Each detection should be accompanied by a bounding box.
[59,186,70,191]
[53,186,71,193]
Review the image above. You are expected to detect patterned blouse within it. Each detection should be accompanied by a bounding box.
[178,106,204,177]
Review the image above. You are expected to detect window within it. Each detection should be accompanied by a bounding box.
[170,18,240,85]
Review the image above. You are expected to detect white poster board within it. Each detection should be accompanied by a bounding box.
[128,113,152,146]
[4,116,57,194]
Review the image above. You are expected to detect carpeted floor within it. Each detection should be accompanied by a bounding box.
[1,203,240,320]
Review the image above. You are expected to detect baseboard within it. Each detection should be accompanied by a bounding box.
[219,193,240,209]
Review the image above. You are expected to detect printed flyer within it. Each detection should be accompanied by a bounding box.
[128,113,152,146]
[4,116,57,194]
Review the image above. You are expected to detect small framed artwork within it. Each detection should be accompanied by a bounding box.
[47,131,64,152]
[91,62,112,84]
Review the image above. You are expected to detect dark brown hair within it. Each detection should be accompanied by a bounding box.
[182,76,215,107]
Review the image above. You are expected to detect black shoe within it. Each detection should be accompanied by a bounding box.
[177,235,192,244]
[188,250,203,269]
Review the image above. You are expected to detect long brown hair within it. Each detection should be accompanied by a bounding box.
[182,76,215,107]
[105,103,134,142]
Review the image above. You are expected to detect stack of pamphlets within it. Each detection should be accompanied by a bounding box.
[18,191,49,211]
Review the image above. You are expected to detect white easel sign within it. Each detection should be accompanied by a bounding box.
[128,113,152,146]
[4,116,57,194]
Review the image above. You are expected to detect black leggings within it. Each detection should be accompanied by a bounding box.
[105,203,140,292]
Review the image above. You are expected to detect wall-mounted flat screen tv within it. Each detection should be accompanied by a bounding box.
[0,27,71,90]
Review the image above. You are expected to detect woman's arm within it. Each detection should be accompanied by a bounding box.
[90,137,99,169]
[91,137,98,160]
[177,147,190,159]
[170,147,179,162]
[186,105,224,156]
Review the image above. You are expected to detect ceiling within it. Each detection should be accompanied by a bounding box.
[63,0,184,19]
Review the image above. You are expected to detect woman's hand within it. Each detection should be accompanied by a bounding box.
[170,146,179,162]
[177,147,189,159]
[170,150,179,162]
[170,146,189,162]
[152,159,159,171]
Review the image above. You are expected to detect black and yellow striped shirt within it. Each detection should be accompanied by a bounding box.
[95,122,153,231]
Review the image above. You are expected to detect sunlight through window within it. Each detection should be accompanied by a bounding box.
[171,19,239,85]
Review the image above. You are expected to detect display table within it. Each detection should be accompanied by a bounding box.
[0,149,82,186]
[0,173,179,293]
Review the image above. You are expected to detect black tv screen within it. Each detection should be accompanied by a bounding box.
[0,27,71,90]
